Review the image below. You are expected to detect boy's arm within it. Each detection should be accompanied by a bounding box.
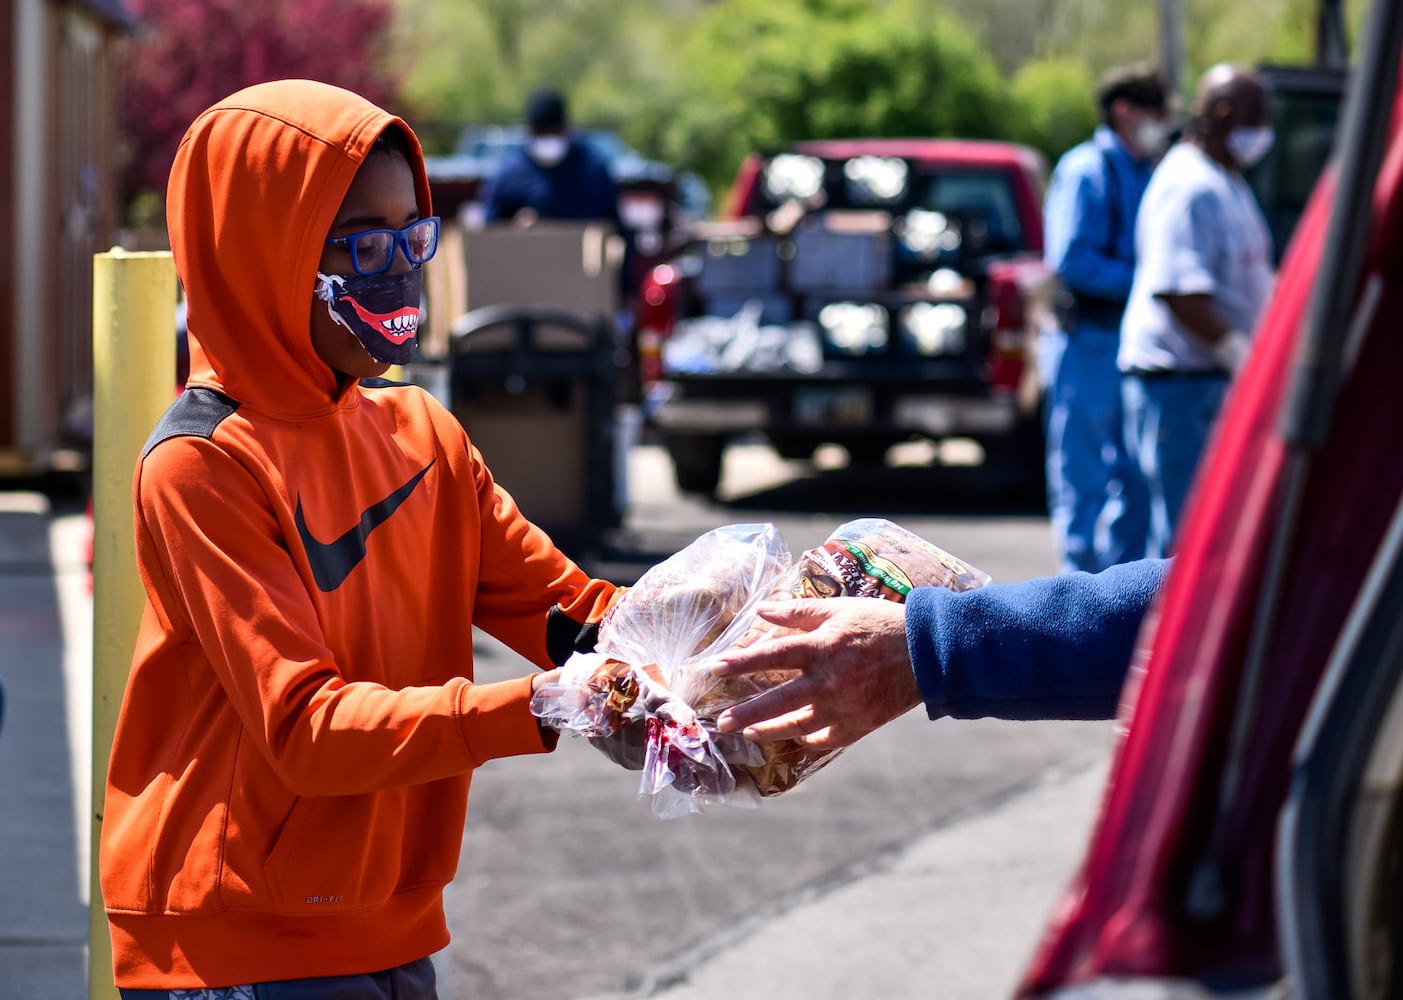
[134,439,556,796]
[460,437,620,669]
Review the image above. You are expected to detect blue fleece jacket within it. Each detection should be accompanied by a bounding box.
[483,141,623,227]
[906,558,1170,720]
[482,140,637,294]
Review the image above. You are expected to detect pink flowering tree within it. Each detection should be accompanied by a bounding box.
[119,0,402,218]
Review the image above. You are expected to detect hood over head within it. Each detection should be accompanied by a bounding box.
[167,79,432,416]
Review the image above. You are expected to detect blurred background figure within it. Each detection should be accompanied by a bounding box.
[1118,63,1275,558]
[479,87,642,412]
[1041,64,1170,574]
[482,87,636,290]
[484,88,618,224]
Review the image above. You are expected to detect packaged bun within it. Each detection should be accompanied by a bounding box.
[591,523,790,690]
[707,519,990,796]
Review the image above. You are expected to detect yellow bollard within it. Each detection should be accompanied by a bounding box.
[89,249,176,1000]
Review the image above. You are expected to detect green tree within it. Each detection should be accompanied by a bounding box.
[657,0,1016,194]
[1187,0,1369,79]
[1009,58,1099,165]
[388,0,1371,210]
[391,0,704,153]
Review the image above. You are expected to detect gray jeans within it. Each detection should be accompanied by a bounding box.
[118,956,437,1000]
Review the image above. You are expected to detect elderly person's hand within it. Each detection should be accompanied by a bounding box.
[708,597,920,751]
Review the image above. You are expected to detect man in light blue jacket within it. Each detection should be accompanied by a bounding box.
[1042,66,1171,573]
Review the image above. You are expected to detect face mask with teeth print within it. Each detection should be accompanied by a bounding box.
[314,268,423,365]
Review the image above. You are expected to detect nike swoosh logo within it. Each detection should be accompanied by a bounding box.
[295,462,434,592]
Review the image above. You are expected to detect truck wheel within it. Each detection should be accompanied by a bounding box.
[665,433,727,496]
[768,434,821,462]
[844,440,891,468]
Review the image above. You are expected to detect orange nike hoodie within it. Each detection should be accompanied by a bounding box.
[99,79,618,988]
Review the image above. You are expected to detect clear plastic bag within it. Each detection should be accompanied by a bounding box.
[531,519,989,818]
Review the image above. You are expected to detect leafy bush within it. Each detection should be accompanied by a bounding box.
[1009,58,1100,165]
[654,0,1017,196]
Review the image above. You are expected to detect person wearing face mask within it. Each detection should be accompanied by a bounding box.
[100,80,626,997]
[481,86,641,410]
[1117,63,1276,558]
[482,88,634,277]
[1040,64,1170,574]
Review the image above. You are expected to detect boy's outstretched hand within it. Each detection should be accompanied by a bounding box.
[709,598,921,751]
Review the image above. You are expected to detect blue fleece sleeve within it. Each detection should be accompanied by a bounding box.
[905,559,1171,720]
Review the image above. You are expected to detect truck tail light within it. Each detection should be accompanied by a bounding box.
[985,270,1027,393]
[637,263,680,387]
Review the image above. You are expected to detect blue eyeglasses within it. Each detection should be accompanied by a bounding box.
[325,216,441,276]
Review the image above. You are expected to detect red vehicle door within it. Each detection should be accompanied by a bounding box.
[1019,10,1403,993]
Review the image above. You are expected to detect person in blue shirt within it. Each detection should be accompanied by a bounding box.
[1042,66,1171,574]
[481,88,641,404]
[709,559,1171,745]
[484,89,622,225]
[482,88,635,289]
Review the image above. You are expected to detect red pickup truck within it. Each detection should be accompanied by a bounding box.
[636,137,1054,497]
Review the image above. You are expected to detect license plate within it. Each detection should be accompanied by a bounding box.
[793,386,873,426]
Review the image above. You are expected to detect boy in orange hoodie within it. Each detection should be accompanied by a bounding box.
[100,80,620,997]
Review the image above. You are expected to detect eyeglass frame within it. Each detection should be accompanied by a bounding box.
[323,216,442,276]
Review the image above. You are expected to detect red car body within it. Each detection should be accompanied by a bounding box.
[639,136,1053,496]
[725,137,1051,400]
[1020,26,1403,997]
[721,137,1048,242]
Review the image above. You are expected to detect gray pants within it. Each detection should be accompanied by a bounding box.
[118,956,437,1000]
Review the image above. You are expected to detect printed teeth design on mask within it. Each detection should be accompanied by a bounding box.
[346,300,420,344]
[379,311,420,342]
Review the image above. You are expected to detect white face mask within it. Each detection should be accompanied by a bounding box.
[527,136,569,167]
[1226,126,1275,170]
[1135,119,1171,159]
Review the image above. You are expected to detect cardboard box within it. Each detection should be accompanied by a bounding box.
[789,222,892,295]
[460,222,623,320]
[693,235,784,298]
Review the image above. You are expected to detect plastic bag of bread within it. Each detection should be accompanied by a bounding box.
[531,518,989,818]
[531,523,790,817]
[707,517,990,801]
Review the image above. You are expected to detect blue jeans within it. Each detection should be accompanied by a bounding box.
[118,956,436,999]
[1121,372,1230,558]
[1042,325,1148,573]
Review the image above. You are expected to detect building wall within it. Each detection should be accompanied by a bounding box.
[8,0,48,471]
[53,5,122,457]
[4,0,125,477]
[0,2,13,453]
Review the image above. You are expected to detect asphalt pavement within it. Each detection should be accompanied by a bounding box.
[0,493,92,1000]
[0,462,1112,999]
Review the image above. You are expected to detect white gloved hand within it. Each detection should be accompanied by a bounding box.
[1213,329,1253,375]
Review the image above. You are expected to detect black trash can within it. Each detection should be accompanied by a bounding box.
[449,304,618,563]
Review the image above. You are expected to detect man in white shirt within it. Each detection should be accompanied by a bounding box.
[1118,64,1275,558]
